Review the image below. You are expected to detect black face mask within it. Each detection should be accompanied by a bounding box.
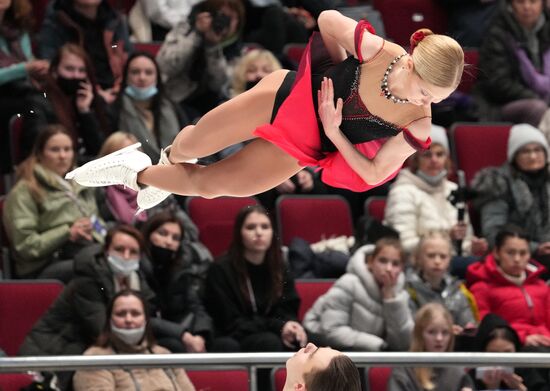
[57,76,85,96]
[150,244,177,266]
[245,78,261,91]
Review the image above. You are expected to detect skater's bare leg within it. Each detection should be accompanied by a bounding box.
[138,139,302,198]
[169,69,291,162]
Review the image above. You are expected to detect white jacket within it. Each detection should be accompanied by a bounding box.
[384,169,474,255]
[303,245,413,351]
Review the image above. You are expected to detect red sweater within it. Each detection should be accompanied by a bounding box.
[466,254,550,344]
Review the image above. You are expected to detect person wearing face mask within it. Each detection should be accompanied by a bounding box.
[19,225,156,364]
[140,211,238,353]
[384,124,488,258]
[73,290,196,391]
[22,43,112,163]
[114,52,190,162]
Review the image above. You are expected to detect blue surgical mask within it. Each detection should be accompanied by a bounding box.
[107,254,140,277]
[125,85,158,101]
[111,322,146,345]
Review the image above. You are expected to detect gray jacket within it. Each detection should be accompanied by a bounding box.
[303,245,413,351]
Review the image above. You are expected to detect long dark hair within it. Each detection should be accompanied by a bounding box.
[96,289,155,349]
[227,205,283,309]
[303,355,361,391]
[105,224,147,255]
[494,224,530,250]
[141,210,185,265]
[45,43,110,142]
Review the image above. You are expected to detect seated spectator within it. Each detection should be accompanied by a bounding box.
[114,51,189,162]
[407,231,478,332]
[39,0,133,103]
[283,343,361,391]
[474,0,550,127]
[141,210,234,353]
[156,0,245,116]
[388,303,475,391]
[304,238,413,352]
[19,225,156,358]
[204,204,314,352]
[385,124,487,257]
[472,124,550,266]
[469,313,526,391]
[73,290,196,391]
[2,125,104,281]
[466,225,550,346]
[0,0,49,173]
[22,43,111,162]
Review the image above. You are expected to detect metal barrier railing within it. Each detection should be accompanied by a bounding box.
[2,352,550,391]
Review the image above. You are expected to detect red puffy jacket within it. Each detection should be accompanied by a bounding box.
[466,254,550,344]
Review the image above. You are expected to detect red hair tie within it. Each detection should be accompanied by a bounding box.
[410,31,426,53]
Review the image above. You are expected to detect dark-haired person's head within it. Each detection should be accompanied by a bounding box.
[1,0,34,30]
[141,210,184,265]
[284,343,361,391]
[104,225,146,278]
[476,314,521,353]
[493,225,531,278]
[121,52,163,102]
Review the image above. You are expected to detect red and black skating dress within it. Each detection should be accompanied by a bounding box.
[254,20,431,192]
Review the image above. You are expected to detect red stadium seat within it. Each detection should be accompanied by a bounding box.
[276,195,353,246]
[187,369,249,391]
[373,0,447,47]
[295,279,334,322]
[107,0,136,14]
[458,49,480,94]
[283,43,306,67]
[0,280,64,356]
[364,196,387,222]
[134,42,163,57]
[0,374,34,391]
[0,195,12,278]
[450,122,511,184]
[271,367,287,391]
[9,114,24,167]
[185,196,258,257]
[368,367,392,391]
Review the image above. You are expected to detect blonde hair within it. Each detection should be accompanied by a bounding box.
[414,231,452,269]
[411,303,455,390]
[231,49,282,96]
[410,29,464,89]
[98,132,138,157]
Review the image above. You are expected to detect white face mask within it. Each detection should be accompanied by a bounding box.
[111,322,146,345]
[107,254,140,277]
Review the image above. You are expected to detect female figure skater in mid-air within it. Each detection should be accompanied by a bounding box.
[66,10,464,211]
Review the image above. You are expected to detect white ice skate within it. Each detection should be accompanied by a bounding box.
[65,142,151,191]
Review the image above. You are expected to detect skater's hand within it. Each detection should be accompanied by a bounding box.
[75,80,94,113]
[318,77,343,141]
[70,217,93,242]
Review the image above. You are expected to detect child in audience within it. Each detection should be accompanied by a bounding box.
[388,303,475,391]
[303,237,413,351]
[407,231,478,333]
[73,290,196,391]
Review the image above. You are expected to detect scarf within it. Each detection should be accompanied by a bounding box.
[105,185,146,224]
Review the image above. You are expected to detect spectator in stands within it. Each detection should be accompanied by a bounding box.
[2,124,104,281]
[156,0,245,117]
[39,0,133,103]
[472,124,550,262]
[388,303,475,391]
[470,313,526,391]
[22,43,111,162]
[114,51,189,162]
[303,237,413,351]
[407,231,478,333]
[474,0,550,126]
[283,342,361,391]
[141,210,221,353]
[385,124,488,257]
[0,0,49,173]
[73,290,196,391]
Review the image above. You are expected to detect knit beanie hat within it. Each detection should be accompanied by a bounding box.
[430,124,449,151]
[507,123,549,162]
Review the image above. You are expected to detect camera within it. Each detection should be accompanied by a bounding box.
[211,11,231,35]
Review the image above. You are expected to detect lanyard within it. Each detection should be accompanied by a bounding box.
[246,277,258,314]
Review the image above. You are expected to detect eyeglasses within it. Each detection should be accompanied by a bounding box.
[517,146,546,157]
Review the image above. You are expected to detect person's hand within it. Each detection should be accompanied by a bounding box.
[75,80,94,113]
[182,332,206,353]
[318,77,343,142]
[379,268,400,299]
[96,87,117,104]
[25,60,50,78]
[296,170,314,192]
[481,368,503,389]
[195,12,226,44]
[501,372,527,391]
[525,334,550,347]
[69,217,93,242]
[452,324,463,335]
[537,241,550,255]
[449,222,467,241]
[286,7,316,30]
[471,236,488,256]
[276,179,296,194]
[281,321,307,349]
